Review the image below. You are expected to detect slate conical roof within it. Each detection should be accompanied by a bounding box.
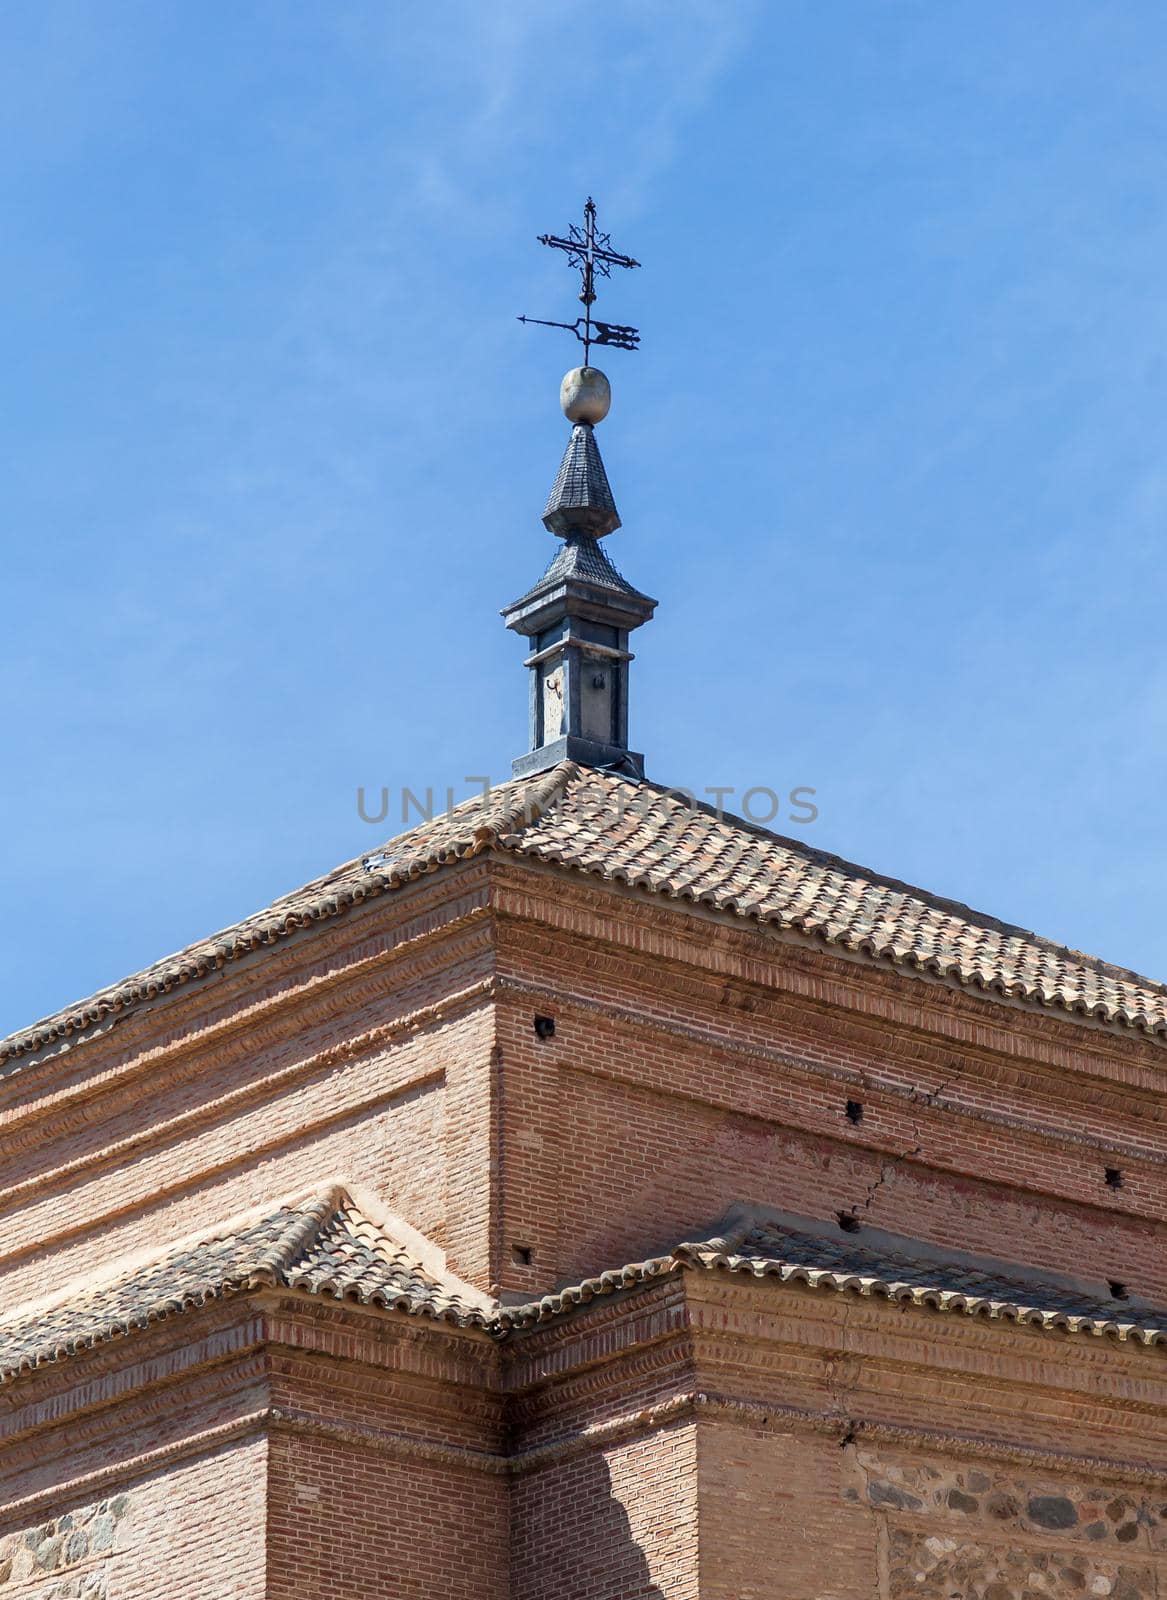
[508,532,652,612]
[542,422,620,537]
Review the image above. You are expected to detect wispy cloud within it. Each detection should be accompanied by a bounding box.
[328,0,761,222]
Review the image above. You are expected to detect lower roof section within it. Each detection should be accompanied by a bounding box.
[2,1188,1164,1390]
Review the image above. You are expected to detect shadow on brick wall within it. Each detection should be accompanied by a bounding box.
[513,1450,674,1600]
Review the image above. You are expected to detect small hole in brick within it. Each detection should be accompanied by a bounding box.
[845,1099,864,1125]
[1105,1167,1123,1189]
[511,1244,533,1266]
[1108,1279,1128,1301]
[836,1211,861,1234]
[533,1015,555,1040]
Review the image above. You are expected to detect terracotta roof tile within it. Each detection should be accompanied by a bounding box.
[3,1200,1163,1387]
[0,1185,491,1383]
[497,1209,1167,1346]
[5,762,1166,1066]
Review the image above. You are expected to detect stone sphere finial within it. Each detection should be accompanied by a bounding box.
[560,366,611,425]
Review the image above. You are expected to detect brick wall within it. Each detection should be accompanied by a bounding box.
[512,1423,699,1600]
[0,1439,268,1600]
[0,1048,450,1307]
[696,1421,1167,1599]
[4,851,1167,1596]
[489,874,1167,1300]
[0,864,499,1304]
[267,1430,507,1600]
[699,1423,875,1600]
[5,856,1166,1311]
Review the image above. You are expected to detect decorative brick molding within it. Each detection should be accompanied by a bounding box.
[0,860,496,1080]
[0,1411,267,1532]
[269,1407,507,1474]
[495,972,1167,1185]
[0,928,490,1171]
[489,860,1167,1074]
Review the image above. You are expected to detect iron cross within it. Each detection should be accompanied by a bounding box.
[518,197,641,363]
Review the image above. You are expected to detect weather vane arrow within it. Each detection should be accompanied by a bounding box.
[518,197,641,364]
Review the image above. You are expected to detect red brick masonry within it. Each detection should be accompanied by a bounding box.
[2,772,1166,1598]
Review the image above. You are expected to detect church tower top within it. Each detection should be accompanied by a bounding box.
[503,200,655,779]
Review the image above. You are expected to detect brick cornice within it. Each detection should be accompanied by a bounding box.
[509,1387,1167,1488]
[693,1393,1167,1490]
[0,972,487,1219]
[488,859,1167,1087]
[7,845,1162,1115]
[508,1338,695,1434]
[269,1406,506,1474]
[503,1274,1167,1456]
[0,862,494,1108]
[8,1386,1167,1541]
[0,1292,502,1467]
[502,1281,690,1398]
[0,1300,268,1440]
[7,1276,1167,1518]
[496,975,1167,1223]
[0,1406,271,1532]
[265,1294,500,1402]
[683,1275,1167,1430]
[0,1063,445,1275]
[0,894,492,1155]
[495,956,1166,1135]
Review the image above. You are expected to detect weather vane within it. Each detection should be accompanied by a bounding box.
[518,197,640,364]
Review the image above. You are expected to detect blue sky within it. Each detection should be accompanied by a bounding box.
[3,1,1166,1034]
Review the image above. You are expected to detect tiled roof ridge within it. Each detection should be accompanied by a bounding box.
[494,1211,1167,1347]
[0,763,577,1070]
[0,1182,493,1384]
[576,774,1165,995]
[6,761,1167,1067]
[524,774,1167,1038]
[5,1197,1167,1388]
[327,1180,496,1316]
[257,1183,339,1280]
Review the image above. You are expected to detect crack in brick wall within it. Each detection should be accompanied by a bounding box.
[842,1061,971,1225]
